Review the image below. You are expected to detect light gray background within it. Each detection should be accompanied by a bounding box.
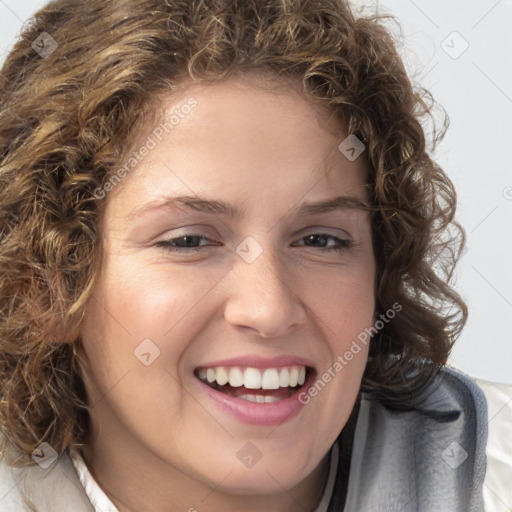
[1,0,511,384]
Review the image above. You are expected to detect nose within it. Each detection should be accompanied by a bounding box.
[223,244,307,339]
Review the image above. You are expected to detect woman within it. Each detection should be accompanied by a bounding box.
[0,0,508,511]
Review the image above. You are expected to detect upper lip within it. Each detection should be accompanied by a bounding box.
[195,355,315,370]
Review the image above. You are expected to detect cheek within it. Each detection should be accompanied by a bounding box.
[78,251,231,404]
[302,263,376,341]
[322,271,374,388]
[86,252,222,342]
[298,267,374,427]
[78,270,198,438]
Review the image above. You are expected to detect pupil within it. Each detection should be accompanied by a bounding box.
[307,234,327,247]
[180,236,198,247]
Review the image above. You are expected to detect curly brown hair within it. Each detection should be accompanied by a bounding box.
[0,0,466,465]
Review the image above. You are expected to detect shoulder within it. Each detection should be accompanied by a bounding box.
[0,449,26,511]
[343,366,488,512]
[474,376,512,512]
[0,445,93,511]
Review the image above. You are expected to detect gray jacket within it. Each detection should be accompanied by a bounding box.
[339,366,487,511]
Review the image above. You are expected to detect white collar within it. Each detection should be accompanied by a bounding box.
[69,448,119,512]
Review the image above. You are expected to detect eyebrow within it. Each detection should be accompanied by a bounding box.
[128,194,370,220]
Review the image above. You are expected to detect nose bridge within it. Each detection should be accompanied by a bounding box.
[236,237,292,303]
[224,236,305,337]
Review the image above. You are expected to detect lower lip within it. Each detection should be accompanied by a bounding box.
[195,371,315,427]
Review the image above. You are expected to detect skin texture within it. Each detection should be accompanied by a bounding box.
[78,75,376,512]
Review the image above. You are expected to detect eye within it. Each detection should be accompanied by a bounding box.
[294,233,352,253]
[155,234,217,251]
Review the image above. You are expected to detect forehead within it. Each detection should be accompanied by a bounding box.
[104,75,369,221]
[132,73,346,158]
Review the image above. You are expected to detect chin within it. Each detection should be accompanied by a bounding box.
[215,468,304,496]
[205,451,315,497]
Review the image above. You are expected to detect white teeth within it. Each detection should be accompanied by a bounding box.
[279,368,290,387]
[238,394,259,403]
[198,365,308,389]
[244,368,262,389]
[206,368,216,383]
[238,394,282,403]
[228,367,244,387]
[289,367,299,387]
[298,366,306,386]
[261,369,280,390]
[215,367,229,386]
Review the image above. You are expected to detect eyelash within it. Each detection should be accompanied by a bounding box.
[155,233,353,254]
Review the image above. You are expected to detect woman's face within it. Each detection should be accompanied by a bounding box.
[80,75,376,506]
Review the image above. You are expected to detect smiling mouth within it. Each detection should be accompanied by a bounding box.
[194,365,314,403]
